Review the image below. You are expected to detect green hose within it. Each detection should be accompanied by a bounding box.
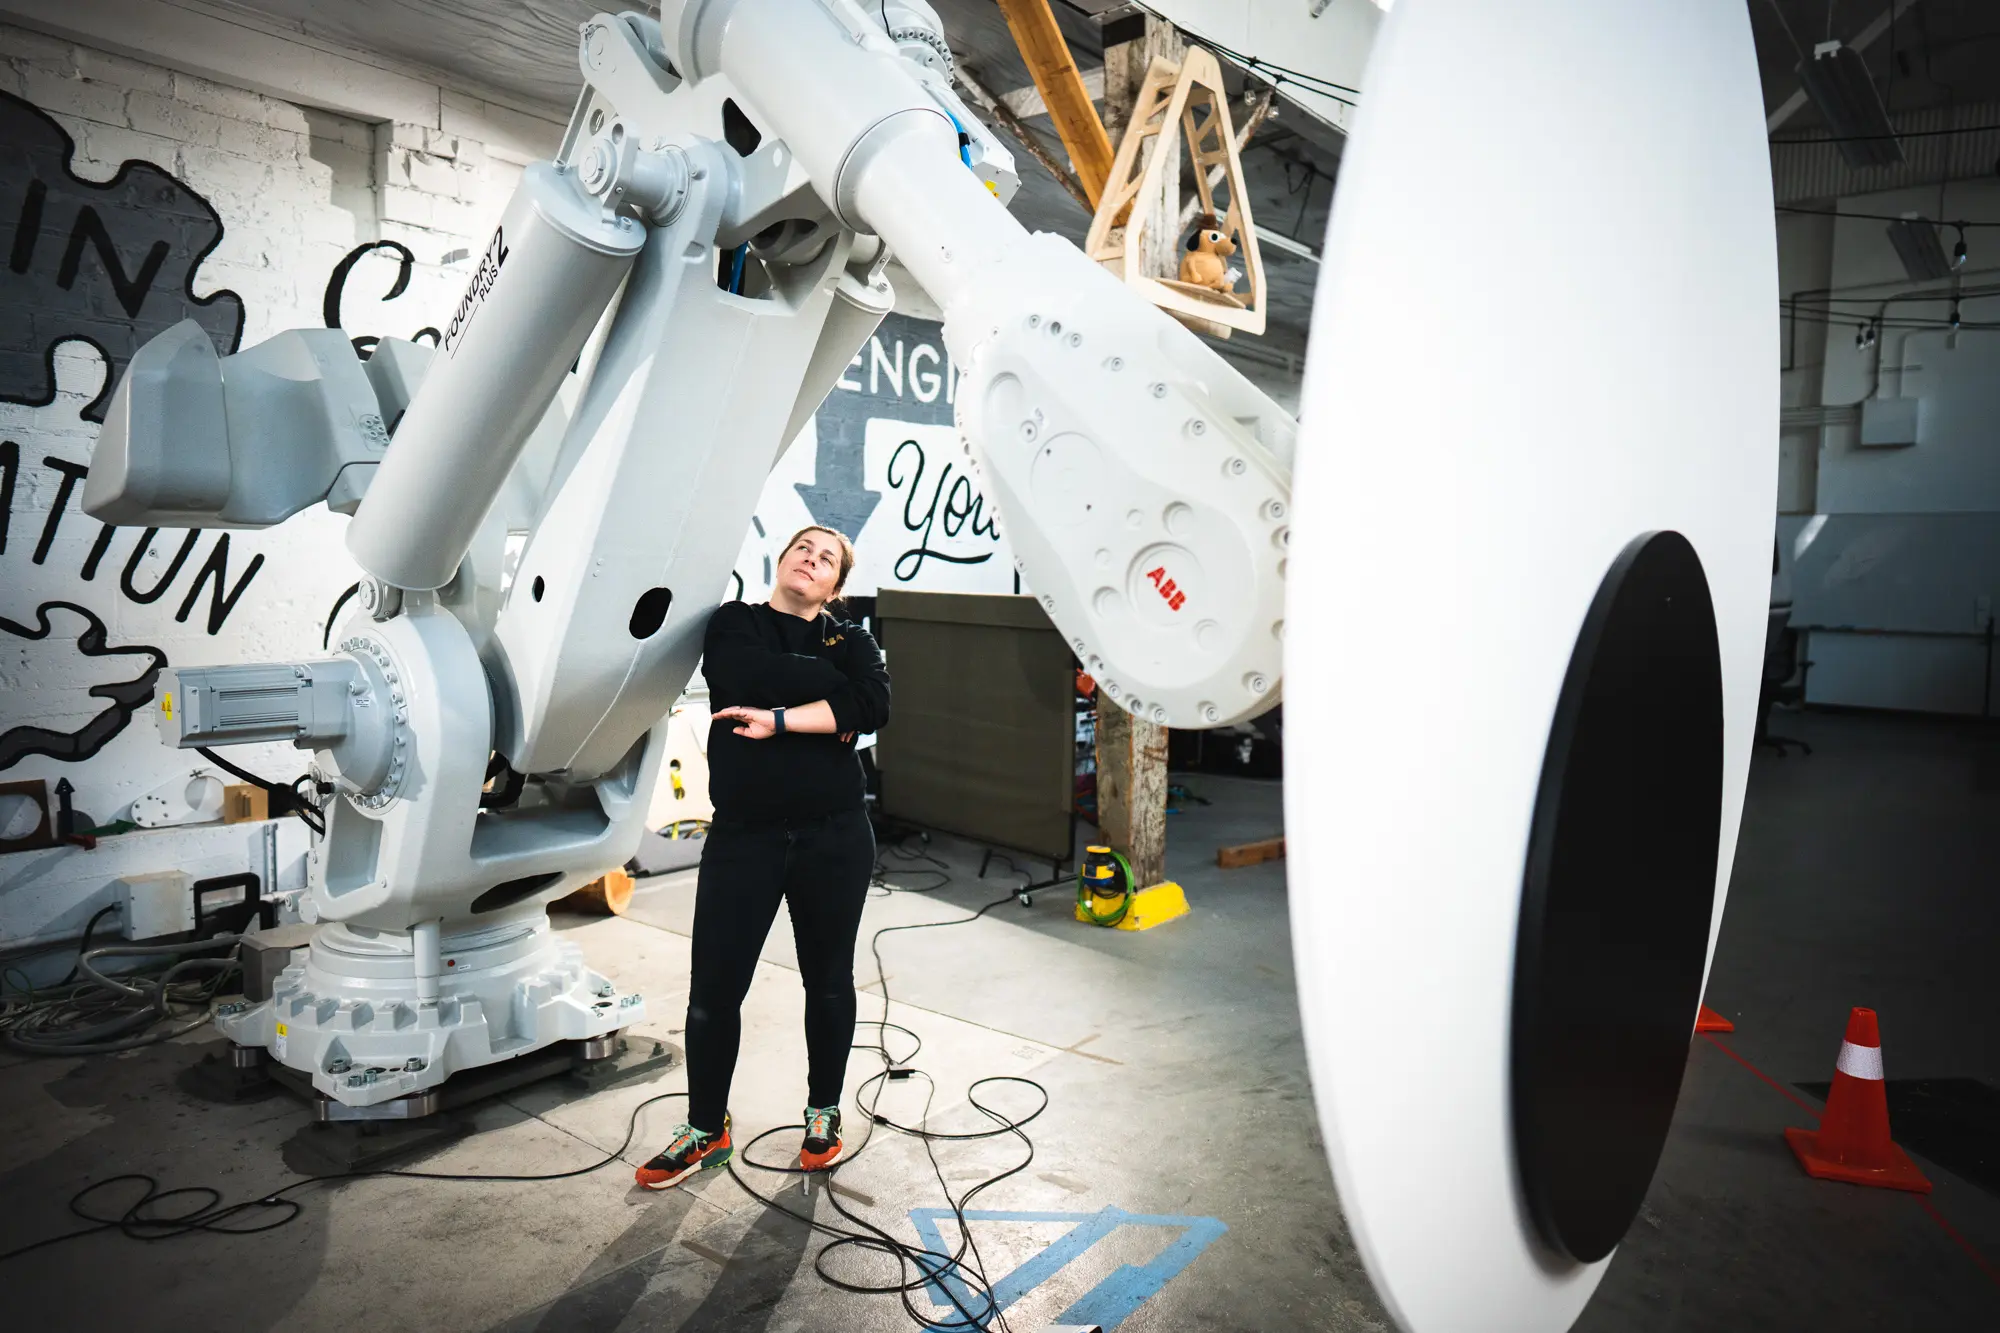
[1076,849,1135,927]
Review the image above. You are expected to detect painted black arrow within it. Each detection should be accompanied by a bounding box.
[794,407,881,541]
[795,314,958,540]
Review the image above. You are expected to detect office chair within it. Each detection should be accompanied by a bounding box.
[1758,602,1812,756]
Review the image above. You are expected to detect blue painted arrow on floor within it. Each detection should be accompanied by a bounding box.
[906,1206,1228,1330]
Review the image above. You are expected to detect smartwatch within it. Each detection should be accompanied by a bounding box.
[772,707,786,735]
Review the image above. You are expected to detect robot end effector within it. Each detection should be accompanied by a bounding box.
[80,319,433,530]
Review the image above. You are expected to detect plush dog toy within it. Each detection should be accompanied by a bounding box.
[1179,217,1238,293]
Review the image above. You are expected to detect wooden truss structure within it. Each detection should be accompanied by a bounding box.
[1083,47,1266,338]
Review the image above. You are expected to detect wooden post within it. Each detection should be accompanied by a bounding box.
[1116,20,1187,279]
[1090,13,1183,892]
[993,0,1116,205]
[1094,703,1170,890]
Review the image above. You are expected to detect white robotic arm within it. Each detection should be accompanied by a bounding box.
[74,6,1785,1332]
[655,0,1294,726]
[79,0,1279,1110]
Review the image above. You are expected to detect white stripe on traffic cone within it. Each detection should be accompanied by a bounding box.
[1835,1040,1883,1081]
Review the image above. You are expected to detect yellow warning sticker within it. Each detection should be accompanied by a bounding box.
[274,1021,288,1059]
[161,693,173,719]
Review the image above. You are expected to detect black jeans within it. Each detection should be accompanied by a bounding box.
[684,810,876,1134]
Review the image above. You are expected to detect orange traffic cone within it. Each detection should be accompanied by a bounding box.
[1695,1005,1734,1033]
[1784,1007,1930,1193]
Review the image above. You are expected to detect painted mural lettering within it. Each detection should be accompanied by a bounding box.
[323,239,442,357]
[0,438,16,551]
[1,448,264,635]
[0,90,244,421]
[859,335,950,403]
[730,311,1025,599]
[120,527,200,602]
[174,534,263,633]
[835,318,959,407]
[31,453,88,562]
[801,313,963,540]
[886,437,1002,582]
[0,601,165,771]
[54,199,170,318]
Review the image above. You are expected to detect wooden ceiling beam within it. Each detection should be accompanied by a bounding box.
[993,0,1116,206]
[955,64,1093,213]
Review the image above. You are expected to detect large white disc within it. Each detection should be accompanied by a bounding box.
[1285,1,1776,1331]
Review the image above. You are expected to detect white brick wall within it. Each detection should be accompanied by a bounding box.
[0,24,534,962]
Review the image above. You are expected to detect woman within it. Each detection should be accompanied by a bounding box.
[636,524,890,1189]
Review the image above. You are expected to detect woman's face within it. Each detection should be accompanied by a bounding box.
[777,529,843,605]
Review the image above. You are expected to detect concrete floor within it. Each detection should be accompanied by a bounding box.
[1579,709,2000,1332]
[1,710,1996,1331]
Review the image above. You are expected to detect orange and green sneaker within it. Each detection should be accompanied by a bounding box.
[799,1105,843,1171]
[635,1115,732,1190]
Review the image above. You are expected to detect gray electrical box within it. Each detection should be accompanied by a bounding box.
[115,870,194,941]
[240,923,315,1002]
[1859,396,1920,447]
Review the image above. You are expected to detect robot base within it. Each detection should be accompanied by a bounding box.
[215,913,652,1107]
[218,1031,682,1174]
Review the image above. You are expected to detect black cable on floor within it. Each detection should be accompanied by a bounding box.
[1,937,243,1057]
[869,831,952,894]
[4,854,1058,1332]
[0,1091,689,1265]
[59,906,120,985]
[717,852,1051,1333]
[723,1068,1046,1332]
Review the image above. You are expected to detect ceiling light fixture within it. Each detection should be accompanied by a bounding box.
[1797,39,1904,168]
[1886,214,1952,282]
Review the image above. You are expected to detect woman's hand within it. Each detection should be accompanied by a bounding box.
[715,706,778,739]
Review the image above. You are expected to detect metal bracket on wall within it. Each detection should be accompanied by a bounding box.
[0,778,57,853]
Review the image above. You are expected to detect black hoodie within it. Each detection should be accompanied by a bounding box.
[699,600,890,824]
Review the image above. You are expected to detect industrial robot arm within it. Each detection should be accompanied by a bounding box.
[651,0,1296,727]
[69,4,1787,1329]
[77,0,1289,1109]
[92,0,1291,742]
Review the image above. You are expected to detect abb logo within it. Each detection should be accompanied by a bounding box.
[1146,566,1187,611]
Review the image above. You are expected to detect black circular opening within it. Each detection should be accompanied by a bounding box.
[629,586,673,639]
[1512,529,1724,1264]
[531,576,545,602]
